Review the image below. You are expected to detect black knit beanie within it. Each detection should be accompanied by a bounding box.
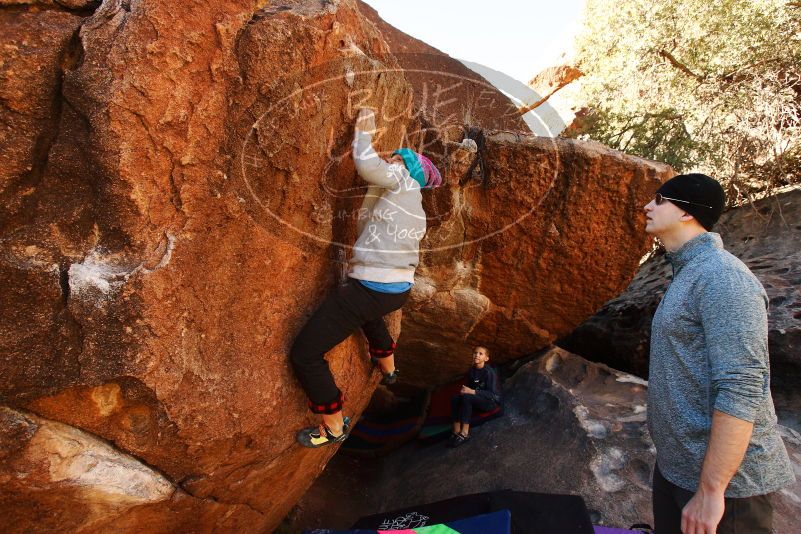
[655,173,726,231]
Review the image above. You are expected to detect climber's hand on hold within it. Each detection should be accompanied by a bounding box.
[355,107,377,134]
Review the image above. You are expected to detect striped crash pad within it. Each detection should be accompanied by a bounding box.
[341,389,430,457]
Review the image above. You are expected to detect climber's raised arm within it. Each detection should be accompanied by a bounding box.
[352,108,403,189]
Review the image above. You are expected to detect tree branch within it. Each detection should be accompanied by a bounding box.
[720,57,784,84]
[658,49,704,81]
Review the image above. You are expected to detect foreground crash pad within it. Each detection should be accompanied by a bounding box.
[351,490,593,534]
[304,509,511,534]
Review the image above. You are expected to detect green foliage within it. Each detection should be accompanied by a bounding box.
[565,0,801,204]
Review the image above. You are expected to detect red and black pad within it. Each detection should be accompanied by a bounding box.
[351,490,594,534]
[418,373,502,443]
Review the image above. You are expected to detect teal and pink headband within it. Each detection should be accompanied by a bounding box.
[393,148,443,189]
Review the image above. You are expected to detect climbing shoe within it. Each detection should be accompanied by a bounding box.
[296,416,351,448]
[380,368,399,386]
[371,358,399,386]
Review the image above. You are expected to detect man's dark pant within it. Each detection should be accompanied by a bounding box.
[290,279,408,413]
[652,464,773,533]
[451,394,497,424]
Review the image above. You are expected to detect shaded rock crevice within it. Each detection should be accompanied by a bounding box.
[58,298,86,391]
[18,49,65,195]
[0,21,83,232]
[58,262,71,304]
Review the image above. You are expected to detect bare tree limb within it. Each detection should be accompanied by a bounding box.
[518,95,552,116]
[720,57,784,84]
[658,49,705,81]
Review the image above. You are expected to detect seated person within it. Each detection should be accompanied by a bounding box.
[449,346,501,447]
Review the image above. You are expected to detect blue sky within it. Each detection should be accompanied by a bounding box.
[361,0,586,84]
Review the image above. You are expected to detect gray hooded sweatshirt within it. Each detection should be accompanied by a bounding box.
[348,130,426,284]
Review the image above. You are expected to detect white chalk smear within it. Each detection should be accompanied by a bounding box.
[615,374,648,387]
[67,233,176,303]
[590,448,627,492]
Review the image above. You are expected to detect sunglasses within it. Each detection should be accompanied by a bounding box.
[655,193,712,209]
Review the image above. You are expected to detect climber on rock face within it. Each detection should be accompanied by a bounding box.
[448,346,501,448]
[290,108,443,448]
[643,173,794,534]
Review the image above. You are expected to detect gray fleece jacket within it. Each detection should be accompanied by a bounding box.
[647,232,794,497]
[349,130,426,284]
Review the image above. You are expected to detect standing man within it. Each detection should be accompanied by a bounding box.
[644,173,794,533]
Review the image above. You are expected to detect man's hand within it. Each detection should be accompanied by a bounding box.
[460,386,475,395]
[355,108,376,134]
[681,487,725,534]
[679,410,753,533]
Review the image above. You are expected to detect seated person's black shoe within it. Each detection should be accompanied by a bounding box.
[452,432,470,447]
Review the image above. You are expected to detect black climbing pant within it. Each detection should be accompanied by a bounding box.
[290,278,409,414]
[652,463,774,534]
[451,394,497,425]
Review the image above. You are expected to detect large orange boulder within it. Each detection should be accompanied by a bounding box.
[1,0,411,531]
[1,0,672,531]
[398,135,672,385]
